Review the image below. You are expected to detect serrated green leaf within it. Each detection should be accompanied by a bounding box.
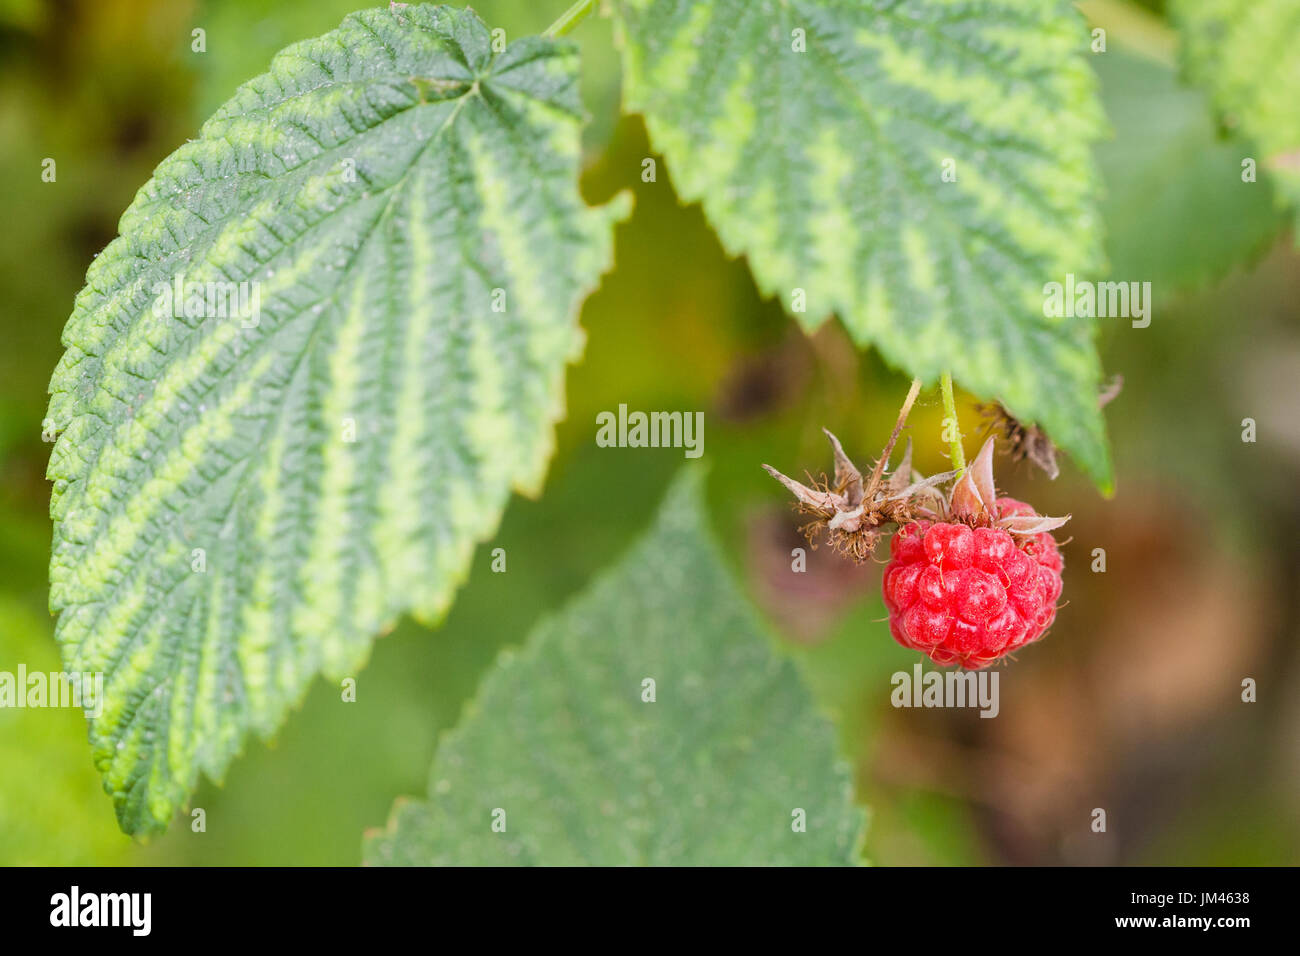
[609,0,1113,490]
[45,3,628,836]
[1172,0,1300,226]
[364,469,863,865]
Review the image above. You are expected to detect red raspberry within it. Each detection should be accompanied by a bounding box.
[882,498,1064,669]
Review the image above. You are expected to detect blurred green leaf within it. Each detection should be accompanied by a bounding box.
[0,498,129,864]
[609,0,1114,490]
[0,592,130,864]
[865,791,988,866]
[365,469,864,865]
[1094,44,1285,290]
[1172,0,1300,227]
[192,0,381,120]
[45,3,626,836]
[0,0,41,31]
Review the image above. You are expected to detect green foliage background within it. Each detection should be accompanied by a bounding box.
[1,0,1298,864]
[365,470,863,866]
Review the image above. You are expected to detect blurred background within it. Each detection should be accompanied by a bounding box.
[1,0,1297,865]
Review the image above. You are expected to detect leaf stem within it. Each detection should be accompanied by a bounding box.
[940,371,966,474]
[545,0,598,37]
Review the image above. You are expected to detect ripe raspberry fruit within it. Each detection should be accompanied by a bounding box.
[880,436,1069,668]
[763,394,1071,669]
[883,505,1064,669]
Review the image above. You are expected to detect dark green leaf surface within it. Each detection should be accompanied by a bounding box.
[365,469,863,865]
[45,3,628,835]
[610,0,1113,489]
[1173,0,1300,227]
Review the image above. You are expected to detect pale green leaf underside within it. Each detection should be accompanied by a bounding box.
[611,0,1112,489]
[364,469,863,865]
[1173,0,1300,226]
[45,4,627,835]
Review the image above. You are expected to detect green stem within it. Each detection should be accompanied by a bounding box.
[545,0,598,37]
[940,371,966,474]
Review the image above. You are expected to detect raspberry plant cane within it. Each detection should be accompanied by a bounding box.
[764,381,1070,669]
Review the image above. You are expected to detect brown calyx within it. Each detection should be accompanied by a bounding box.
[763,386,1070,562]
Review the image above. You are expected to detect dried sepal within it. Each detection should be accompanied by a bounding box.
[1098,374,1123,409]
[822,427,863,506]
[886,438,913,497]
[760,464,840,518]
[765,388,1071,565]
[763,385,928,562]
[977,402,1061,480]
[761,458,886,561]
[978,376,1122,481]
[998,513,1071,536]
[764,426,918,562]
[883,468,960,505]
[949,437,997,522]
[943,437,1070,535]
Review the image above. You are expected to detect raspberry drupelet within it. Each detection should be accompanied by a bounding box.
[883,498,1064,669]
